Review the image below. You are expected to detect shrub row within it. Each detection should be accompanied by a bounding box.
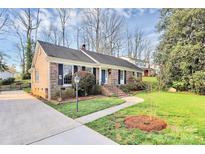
[119,81,146,93]
[171,71,205,95]
[55,71,102,99]
[0,77,15,85]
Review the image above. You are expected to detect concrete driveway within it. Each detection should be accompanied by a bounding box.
[0,91,116,145]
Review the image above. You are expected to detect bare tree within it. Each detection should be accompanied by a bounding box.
[12,22,26,74]
[56,8,70,46]
[80,9,124,56]
[42,24,61,45]
[102,12,124,55]
[12,8,41,73]
[126,27,134,57]
[0,9,8,36]
[143,39,152,63]
[81,8,102,52]
[133,28,144,59]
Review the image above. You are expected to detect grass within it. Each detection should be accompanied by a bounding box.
[87,91,205,144]
[142,77,159,91]
[48,97,125,119]
[142,77,158,83]
[23,87,31,93]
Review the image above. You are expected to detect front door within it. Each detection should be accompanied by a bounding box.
[101,70,108,85]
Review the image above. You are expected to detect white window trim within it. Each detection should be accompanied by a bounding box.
[120,70,124,85]
[101,69,108,84]
[63,64,73,87]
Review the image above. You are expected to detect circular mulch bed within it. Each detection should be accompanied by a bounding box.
[124,115,167,132]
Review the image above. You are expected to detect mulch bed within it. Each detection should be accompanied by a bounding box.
[124,115,167,132]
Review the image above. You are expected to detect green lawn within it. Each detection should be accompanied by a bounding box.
[142,77,157,83]
[48,97,125,119]
[87,92,205,144]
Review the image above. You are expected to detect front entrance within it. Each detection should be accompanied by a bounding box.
[101,70,108,85]
[144,70,149,77]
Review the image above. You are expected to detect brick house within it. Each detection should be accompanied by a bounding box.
[31,41,142,100]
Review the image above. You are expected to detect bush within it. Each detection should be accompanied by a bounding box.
[120,81,146,93]
[90,84,102,95]
[23,87,31,93]
[189,71,205,95]
[172,81,186,91]
[55,88,75,100]
[72,71,96,96]
[65,88,75,98]
[22,72,31,80]
[0,77,15,85]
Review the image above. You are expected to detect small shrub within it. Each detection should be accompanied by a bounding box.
[172,81,186,91]
[23,87,31,93]
[55,88,75,100]
[22,72,31,80]
[72,71,96,96]
[120,81,146,93]
[0,77,15,85]
[189,71,205,95]
[90,84,102,95]
[65,88,75,98]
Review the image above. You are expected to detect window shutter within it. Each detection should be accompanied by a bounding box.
[93,67,96,84]
[82,66,86,71]
[74,65,78,73]
[118,70,120,84]
[93,68,96,76]
[58,64,63,85]
[124,70,127,84]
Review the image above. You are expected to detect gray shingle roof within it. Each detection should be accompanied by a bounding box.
[85,50,142,71]
[38,41,96,63]
[38,40,142,71]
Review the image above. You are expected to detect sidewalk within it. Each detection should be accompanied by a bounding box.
[75,96,144,124]
[31,96,143,145]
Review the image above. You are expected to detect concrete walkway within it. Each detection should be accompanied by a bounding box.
[0,91,116,145]
[75,96,144,124]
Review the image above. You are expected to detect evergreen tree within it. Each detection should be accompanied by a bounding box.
[155,9,205,92]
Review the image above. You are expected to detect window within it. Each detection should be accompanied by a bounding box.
[63,65,72,85]
[120,70,124,84]
[85,67,93,73]
[35,70,39,82]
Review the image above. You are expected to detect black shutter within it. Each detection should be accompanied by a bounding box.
[82,66,86,71]
[74,65,78,73]
[93,68,96,84]
[58,64,63,85]
[93,68,96,76]
[124,70,127,84]
[118,70,120,84]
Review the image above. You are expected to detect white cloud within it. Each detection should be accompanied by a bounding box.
[113,8,133,18]
[148,8,159,14]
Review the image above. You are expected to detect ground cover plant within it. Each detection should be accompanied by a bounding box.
[48,97,125,119]
[87,91,205,144]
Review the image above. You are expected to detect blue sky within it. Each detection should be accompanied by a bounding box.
[0,8,160,72]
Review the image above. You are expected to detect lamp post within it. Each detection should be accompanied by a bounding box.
[74,75,80,112]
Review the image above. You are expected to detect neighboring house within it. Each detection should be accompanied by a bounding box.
[31,41,142,100]
[120,56,160,77]
[0,67,16,80]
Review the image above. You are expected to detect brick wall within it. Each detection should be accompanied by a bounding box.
[108,69,118,85]
[126,71,133,84]
[50,63,59,99]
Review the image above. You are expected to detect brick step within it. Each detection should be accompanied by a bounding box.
[101,85,128,97]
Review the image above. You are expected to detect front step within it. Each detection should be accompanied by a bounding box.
[101,85,128,97]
